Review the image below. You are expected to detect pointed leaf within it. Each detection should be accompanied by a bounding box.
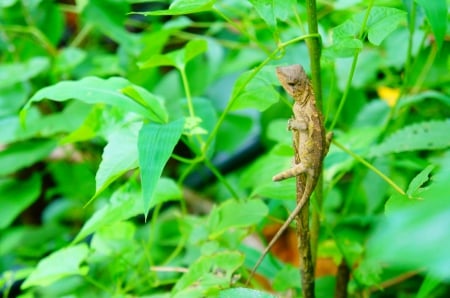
[94,127,140,198]
[249,0,276,30]
[22,244,89,288]
[0,175,41,229]
[138,118,185,216]
[415,0,446,49]
[0,139,57,176]
[230,67,279,111]
[21,77,156,122]
[137,0,215,16]
[370,120,450,156]
[121,85,168,123]
[139,39,207,70]
[208,200,269,238]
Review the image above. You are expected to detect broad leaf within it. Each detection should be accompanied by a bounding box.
[0,139,57,176]
[208,200,269,238]
[138,118,185,216]
[230,67,279,111]
[415,0,446,49]
[370,120,450,156]
[332,6,407,46]
[137,0,215,16]
[0,175,41,229]
[74,178,181,243]
[219,288,276,298]
[139,39,207,70]
[0,57,49,89]
[367,166,450,279]
[94,126,140,198]
[173,251,244,294]
[22,244,89,288]
[21,77,162,122]
[249,0,276,30]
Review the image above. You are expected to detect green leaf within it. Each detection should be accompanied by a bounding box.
[332,6,407,46]
[75,178,181,243]
[21,244,89,288]
[137,0,215,16]
[385,165,434,214]
[415,0,447,49]
[249,0,276,30]
[219,288,276,298]
[173,251,244,294]
[138,118,185,216]
[0,139,57,176]
[370,120,450,156]
[406,164,434,196]
[365,7,407,45]
[94,126,140,198]
[0,175,41,229]
[208,200,269,238]
[230,67,279,111]
[21,77,159,122]
[121,85,168,124]
[323,38,363,58]
[82,0,136,49]
[0,57,50,89]
[272,265,301,291]
[139,39,207,70]
[367,166,450,279]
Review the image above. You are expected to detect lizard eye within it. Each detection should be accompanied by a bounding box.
[287,82,296,87]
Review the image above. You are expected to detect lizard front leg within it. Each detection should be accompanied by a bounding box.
[288,117,307,131]
[272,117,308,182]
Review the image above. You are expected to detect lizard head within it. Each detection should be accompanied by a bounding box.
[276,64,309,103]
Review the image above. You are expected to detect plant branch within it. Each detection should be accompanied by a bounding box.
[329,0,375,132]
[332,139,406,195]
[305,0,323,279]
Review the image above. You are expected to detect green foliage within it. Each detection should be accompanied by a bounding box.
[1,0,449,297]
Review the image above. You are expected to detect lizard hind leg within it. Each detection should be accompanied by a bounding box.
[272,162,307,181]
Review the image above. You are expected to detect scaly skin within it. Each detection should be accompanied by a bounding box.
[247,64,331,284]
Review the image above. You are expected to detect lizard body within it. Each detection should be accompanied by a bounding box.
[247,64,331,284]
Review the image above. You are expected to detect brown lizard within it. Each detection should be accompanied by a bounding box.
[247,64,331,284]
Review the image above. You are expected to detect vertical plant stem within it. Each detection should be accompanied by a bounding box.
[302,0,322,297]
[334,260,351,298]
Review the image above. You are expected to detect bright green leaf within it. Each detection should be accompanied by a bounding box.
[138,118,185,216]
[407,164,434,196]
[121,85,168,123]
[332,7,407,46]
[208,200,269,237]
[75,178,181,243]
[0,139,57,176]
[365,7,407,45]
[385,165,435,214]
[21,77,157,122]
[0,57,49,89]
[21,244,89,288]
[173,251,244,294]
[230,67,279,111]
[94,126,140,198]
[272,265,301,291]
[0,175,41,229]
[249,0,276,30]
[367,166,450,279]
[137,0,215,16]
[415,0,447,49]
[370,120,450,156]
[139,39,207,70]
[219,288,276,298]
[184,39,208,63]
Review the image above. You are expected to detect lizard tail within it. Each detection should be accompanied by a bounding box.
[245,178,313,286]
